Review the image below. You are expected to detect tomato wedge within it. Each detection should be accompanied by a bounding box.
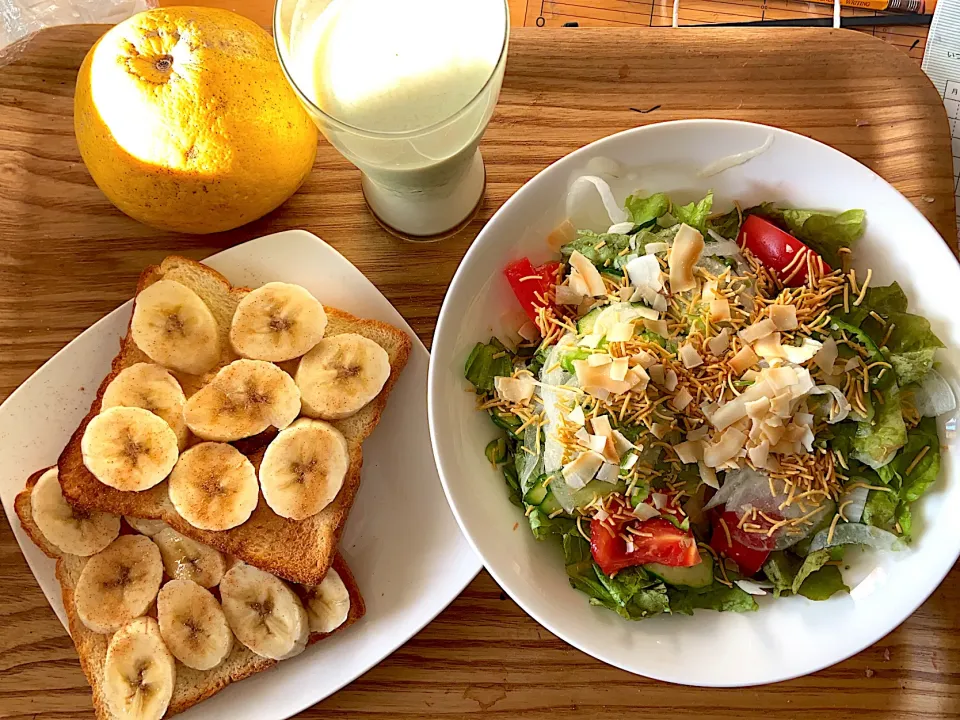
[503,258,556,322]
[710,511,772,577]
[737,215,830,287]
[591,517,700,576]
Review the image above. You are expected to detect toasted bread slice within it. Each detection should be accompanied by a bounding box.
[57,256,411,584]
[16,469,365,720]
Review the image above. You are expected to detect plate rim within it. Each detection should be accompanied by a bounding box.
[428,118,959,687]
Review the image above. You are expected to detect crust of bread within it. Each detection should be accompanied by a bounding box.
[57,256,411,584]
[16,470,366,720]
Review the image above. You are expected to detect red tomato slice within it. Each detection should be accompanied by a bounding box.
[504,258,555,322]
[737,215,830,287]
[591,517,700,576]
[710,511,772,577]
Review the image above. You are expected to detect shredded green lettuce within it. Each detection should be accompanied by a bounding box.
[560,230,631,266]
[792,549,848,600]
[624,192,670,227]
[672,192,714,234]
[668,582,759,615]
[706,207,742,240]
[852,384,907,469]
[749,204,866,267]
[882,313,945,386]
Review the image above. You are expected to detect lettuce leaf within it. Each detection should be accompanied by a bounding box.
[763,551,799,596]
[672,192,713,234]
[668,582,759,615]
[839,282,908,328]
[797,565,849,601]
[706,207,742,240]
[852,384,907,469]
[881,312,945,386]
[750,204,866,267]
[870,417,941,539]
[791,548,848,600]
[878,417,941,502]
[560,230,631,266]
[624,192,670,227]
[862,488,897,530]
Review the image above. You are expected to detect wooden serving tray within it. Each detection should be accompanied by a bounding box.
[0,24,957,719]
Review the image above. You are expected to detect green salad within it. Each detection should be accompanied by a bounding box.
[465,185,952,620]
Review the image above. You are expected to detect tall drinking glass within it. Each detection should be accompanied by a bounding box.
[275,0,509,241]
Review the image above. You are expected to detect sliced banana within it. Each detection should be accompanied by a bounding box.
[183,359,301,442]
[124,516,168,537]
[131,279,220,375]
[220,562,309,661]
[259,419,349,521]
[157,578,233,671]
[81,406,179,492]
[303,568,350,634]
[230,282,327,362]
[296,333,390,419]
[153,527,226,587]
[101,363,189,449]
[30,468,120,556]
[103,616,175,720]
[75,534,164,634]
[167,442,259,531]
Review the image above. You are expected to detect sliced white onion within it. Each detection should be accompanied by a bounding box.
[912,368,957,418]
[644,242,669,255]
[566,175,628,230]
[810,384,851,424]
[585,156,622,178]
[703,468,751,510]
[810,523,906,553]
[699,135,774,178]
[518,418,542,489]
[702,236,741,257]
[735,579,771,596]
[608,221,636,234]
[550,474,578,514]
[840,484,869,524]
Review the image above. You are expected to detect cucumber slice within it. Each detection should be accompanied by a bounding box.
[523,483,548,506]
[577,306,604,335]
[538,490,564,516]
[645,550,713,588]
[490,410,523,438]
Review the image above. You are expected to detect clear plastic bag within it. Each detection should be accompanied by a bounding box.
[1,0,155,57]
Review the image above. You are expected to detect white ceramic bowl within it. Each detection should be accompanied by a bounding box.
[428,119,960,686]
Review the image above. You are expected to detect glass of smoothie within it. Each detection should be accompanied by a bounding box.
[275,0,509,241]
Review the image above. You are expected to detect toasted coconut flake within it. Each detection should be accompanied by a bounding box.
[679,343,704,369]
[710,297,731,322]
[729,346,759,375]
[668,224,705,293]
[739,318,776,343]
[671,387,695,411]
[569,251,607,297]
[769,304,798,330]
[707,328,731,356]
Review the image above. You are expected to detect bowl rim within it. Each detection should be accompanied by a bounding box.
[428,118,958,686]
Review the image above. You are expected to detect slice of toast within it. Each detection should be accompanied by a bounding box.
[16,469,365,720]
[58,256,411,584]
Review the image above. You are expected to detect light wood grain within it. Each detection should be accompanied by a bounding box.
[0,23,958,720]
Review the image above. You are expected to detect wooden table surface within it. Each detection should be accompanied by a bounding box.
[1,19,959,720]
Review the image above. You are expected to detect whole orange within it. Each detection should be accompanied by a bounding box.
[74,7,318,234]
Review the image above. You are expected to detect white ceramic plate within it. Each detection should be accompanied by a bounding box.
[0,230,481,719]
[429,119,960,686]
